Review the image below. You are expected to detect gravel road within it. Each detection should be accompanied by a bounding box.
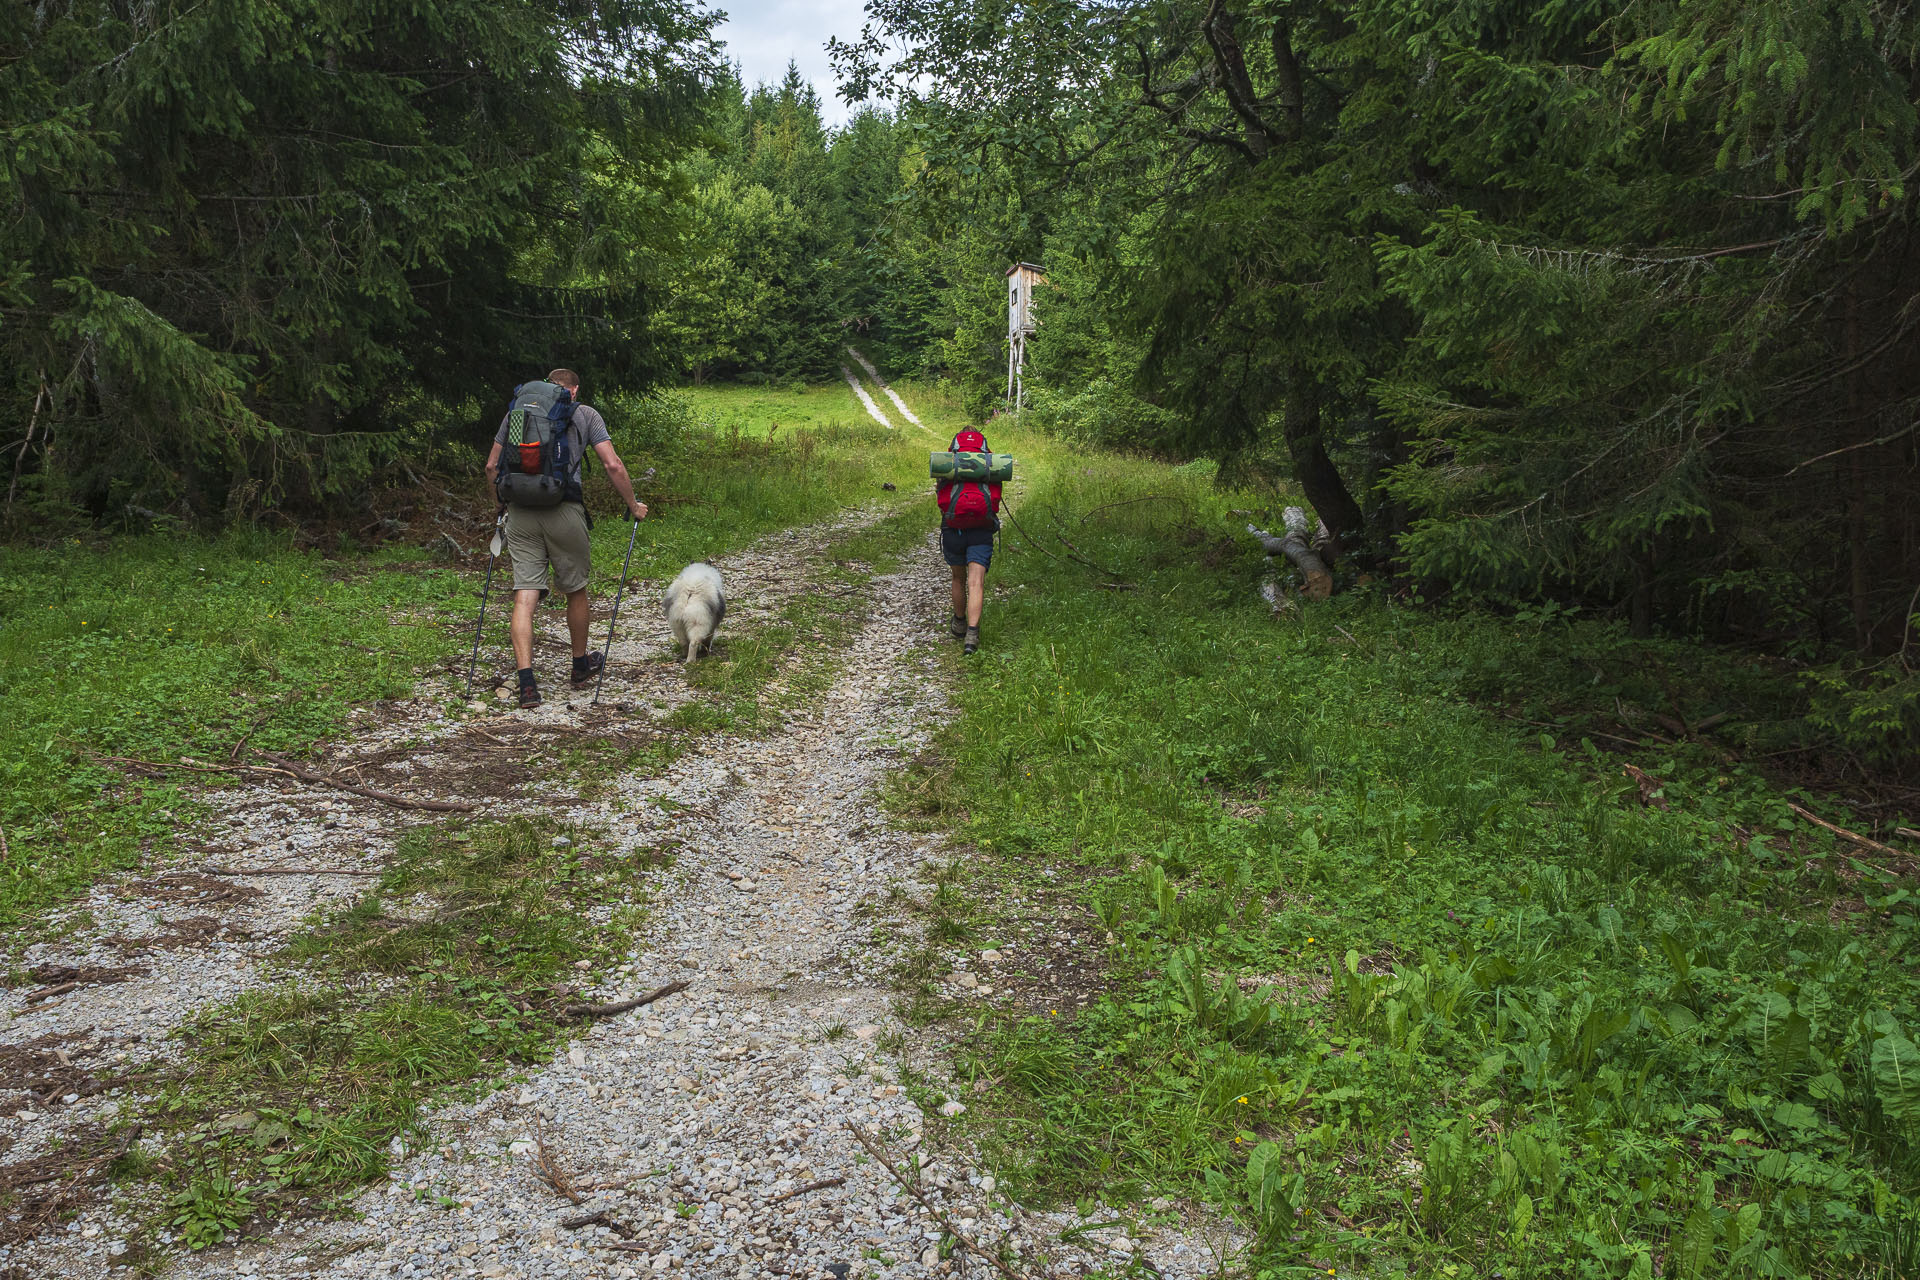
[1,507,1231,1279]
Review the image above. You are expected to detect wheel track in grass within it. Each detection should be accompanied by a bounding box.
[2,495,1234,1279]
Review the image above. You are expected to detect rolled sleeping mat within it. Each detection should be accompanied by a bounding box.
[930,451,1014,483]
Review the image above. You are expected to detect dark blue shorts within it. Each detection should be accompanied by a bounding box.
[941,526,994,569]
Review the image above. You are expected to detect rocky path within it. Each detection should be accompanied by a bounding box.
[1,505,1227,1280]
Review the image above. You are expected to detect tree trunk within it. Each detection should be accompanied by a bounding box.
[1280,369,1365,556]
[1629,544,1655,638]
[1248,507,1333,600]
[1846,290,1871,651]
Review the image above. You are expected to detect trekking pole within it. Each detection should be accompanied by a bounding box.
[593,512,641,705]
[464,509,507,695]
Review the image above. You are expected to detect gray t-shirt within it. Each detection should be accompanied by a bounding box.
[495,402,611,492]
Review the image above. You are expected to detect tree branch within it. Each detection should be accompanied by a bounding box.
[1202,0,1278,160]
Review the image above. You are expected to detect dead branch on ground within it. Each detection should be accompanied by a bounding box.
[533,1120,584,1205]
[250,751,475,812]
[1789,802,1910,873]
[564,979,688,1020]
[1247,507,1331,600]
[846,1123,1034,1280]
[198,865,383,877]
[97,752,473,813]
[769,1176,847,1203]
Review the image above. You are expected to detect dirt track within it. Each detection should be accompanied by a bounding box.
[0,504,1230,1279]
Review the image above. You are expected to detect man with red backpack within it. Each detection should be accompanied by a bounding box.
[937,428,1002,655]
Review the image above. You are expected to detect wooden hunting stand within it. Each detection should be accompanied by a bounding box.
[1005,261,1043,409]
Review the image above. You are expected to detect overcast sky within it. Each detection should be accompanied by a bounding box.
[711,0,872,125]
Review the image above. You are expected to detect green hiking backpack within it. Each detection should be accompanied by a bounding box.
[929,450,1013,483]
[495,381,580,508]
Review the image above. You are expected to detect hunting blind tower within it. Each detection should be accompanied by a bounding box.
[1005,261,1043,409]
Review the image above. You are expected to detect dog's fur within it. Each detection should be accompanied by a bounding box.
[663,562,726,662]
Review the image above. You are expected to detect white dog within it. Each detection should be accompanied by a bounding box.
[663,562,726,662]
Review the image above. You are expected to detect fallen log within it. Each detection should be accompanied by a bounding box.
[1248,507,1333,601]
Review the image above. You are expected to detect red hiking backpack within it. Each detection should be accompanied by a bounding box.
[939,430,1002,530]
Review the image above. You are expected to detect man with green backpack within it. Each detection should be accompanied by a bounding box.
[484,368,647,709]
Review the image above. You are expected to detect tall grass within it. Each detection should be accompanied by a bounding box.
[583,389,927,583]
[909,456,1920,1279]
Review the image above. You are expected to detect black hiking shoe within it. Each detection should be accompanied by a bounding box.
[950,613,966,640]
[570,652,604,688]
[964,625,980,655]
[518,676,542,709]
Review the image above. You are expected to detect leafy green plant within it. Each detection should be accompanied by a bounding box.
[167,1171,253,1250]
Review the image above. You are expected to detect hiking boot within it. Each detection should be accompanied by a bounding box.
[570,651,604,688]
[964,625,980,655]
[950,613,966,640]
[518,675,542,709]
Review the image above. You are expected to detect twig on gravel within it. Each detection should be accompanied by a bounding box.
[250,751,476,812]
[533,1119,584,1205]
[198,865,383,877]
[564,979,688,1020]
[561,1207,638,1239]
[98,751,473,813]
[846,1124,1029,1280]
[769,1176,846,1203]
[22,981,79,1004]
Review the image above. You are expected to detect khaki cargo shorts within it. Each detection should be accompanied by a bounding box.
[505,502,591,594]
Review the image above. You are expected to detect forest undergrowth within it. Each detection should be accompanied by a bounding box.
[894,458,1920,1280]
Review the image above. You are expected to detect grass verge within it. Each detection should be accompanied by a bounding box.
[900,456,1920,1279]
[0,535,461,930]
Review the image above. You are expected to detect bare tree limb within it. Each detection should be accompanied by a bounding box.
[846,1124,1029,1280]
[1248,508,1332,599]
[1201,0,1278,160]
[564,978,688,1020]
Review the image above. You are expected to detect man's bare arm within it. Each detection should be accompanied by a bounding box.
[593,439,648,519]
[484,441,503,491]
